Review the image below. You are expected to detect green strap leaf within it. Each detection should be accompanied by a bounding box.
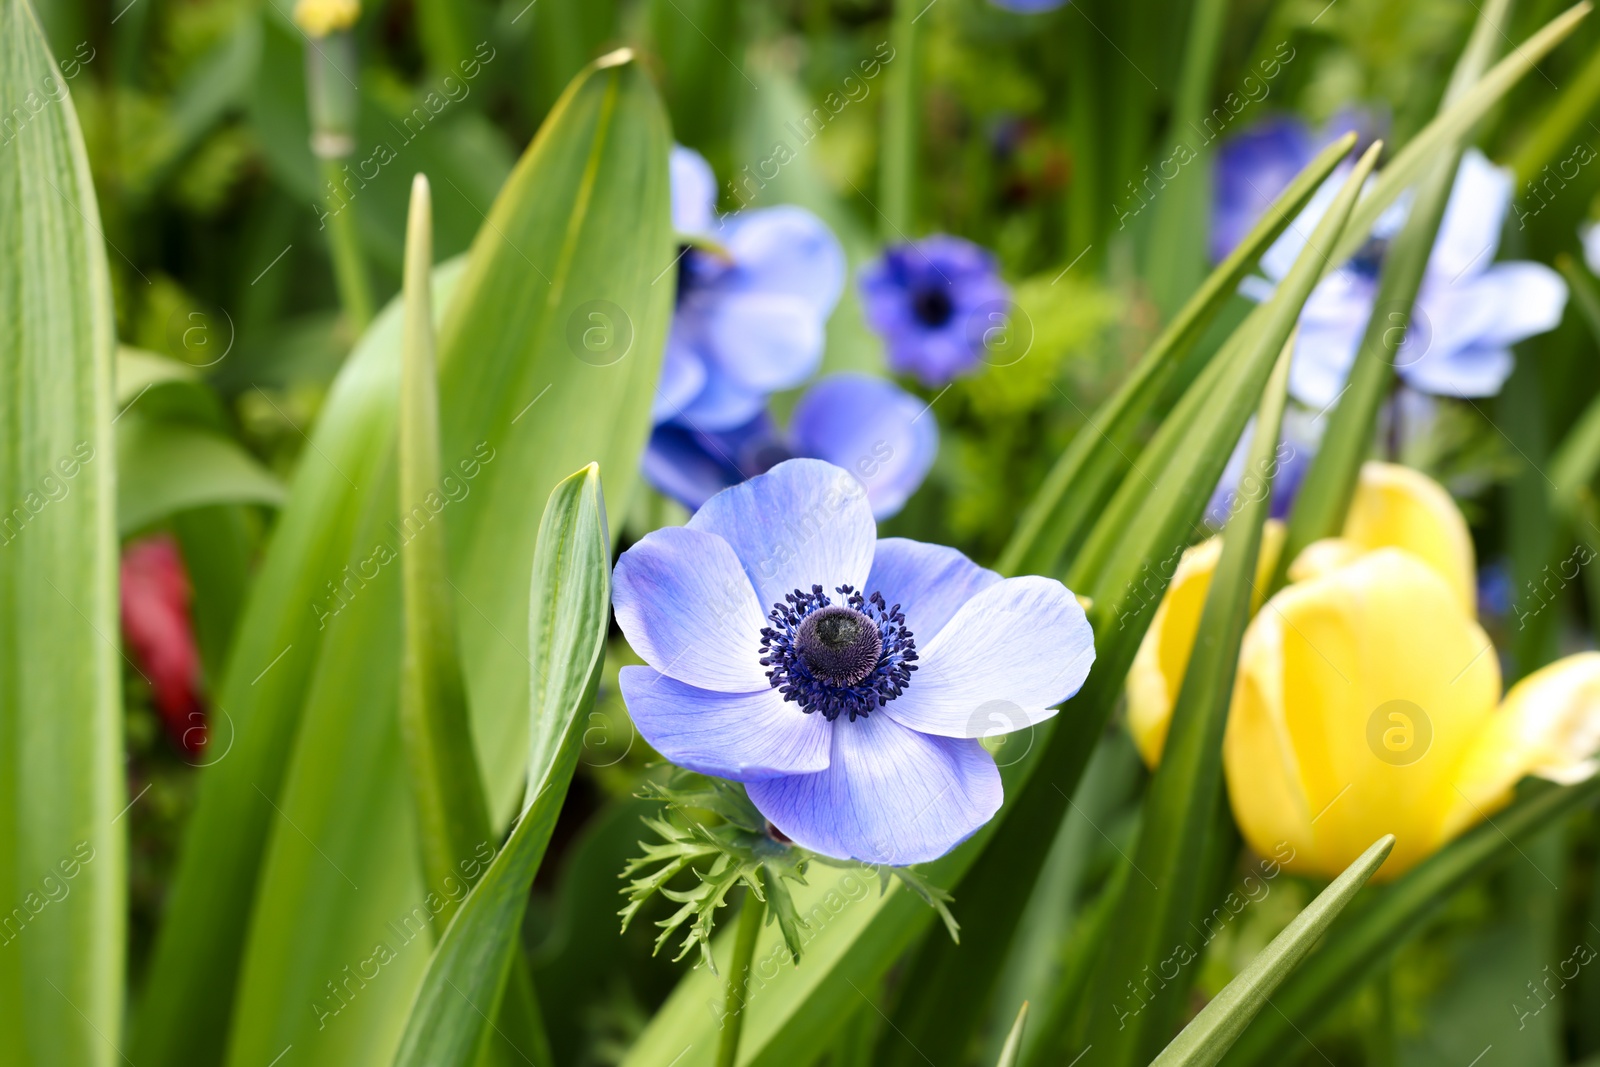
[0,0,124,1061]
[996,1002,1029,1067]
[1151,835,1396,1067]
[116,416,286,533]
[132,51,671,1067]
[1086,341,1295,1066]
[392,464,609,1067]
[396,173,494,934]
[1220,780,1600,1067]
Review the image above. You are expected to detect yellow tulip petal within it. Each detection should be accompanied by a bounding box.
[1225,549,1499,880]
[294,0,360,36]
[1286,537,1363,585]
[1341,462,1476,614]
[1439,652,1600,840]
[1126,522,1284,768]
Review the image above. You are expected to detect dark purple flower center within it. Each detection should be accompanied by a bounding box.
[796,605,882,686]
[910,284,955,329]
[759,584,917,722]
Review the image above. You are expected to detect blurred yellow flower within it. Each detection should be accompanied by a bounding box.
[1127,461,1600,880]
[293,0,360,37]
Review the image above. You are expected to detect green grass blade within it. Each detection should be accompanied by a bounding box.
[1274,0,1513,587]
[1220,780,1600,1067]
[0,0,124,1061]
[999,132,1356,578]
[1086,341,1295,1066]
[996,1002,1029,1067]
[131,51,671,1067]
[1151,836,1396,1067]
[116,416,286,533]
[397,174,494,934]
[392,465,609,1067]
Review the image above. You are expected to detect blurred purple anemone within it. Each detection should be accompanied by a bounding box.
[642,373,938,519]
[859,235,1010,387]
[657,146,846,431]
[612,459,1095,865]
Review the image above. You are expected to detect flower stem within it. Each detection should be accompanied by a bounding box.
[320,156,374,332]
[714,879,766,1067]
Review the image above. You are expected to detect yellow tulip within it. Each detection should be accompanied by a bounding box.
[293,0,360,37]
[1126,461,1600,880]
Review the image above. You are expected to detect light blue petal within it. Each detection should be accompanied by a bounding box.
[652,327,708,424]
[789,374,939,518]
[612,525,770,693]
[670,144,718,237]
[701,290,825,394]
[882,575,1093,739]
[1428,148,1511,282]
[688,458,877,613]
[672,362,770,431]
[721,205,846,315]
[1399,343,1514,398]
[866,537,1001,643]
[1584,222,1600,276]
[1471,261,1567,346]
[746,712,1001,865]
[618,666,831,781]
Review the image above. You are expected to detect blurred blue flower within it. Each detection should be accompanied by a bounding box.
[1212,116,1318,263]
[1205,409,1321,527]
[612,458,1095,864]
[657,147,846,431]
[1247,148,1568,408]
[860,235,1011,387]
[989,0,1070,10]
[1211,110,1385,263]
[642,373,938,519]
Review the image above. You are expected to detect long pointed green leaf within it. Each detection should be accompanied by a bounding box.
[1275,0,1513,588]
[1152,835,1396,1067]
[881,145,1382,1067]
[132,51,672,1067]
[393,465,609,1067]
[0,2,124,1063]
[1087,341,1294,1066]
[996,1002,1029,1067]
[397,173,494,933]
[1220,780,1600,1067]
[1000,133,1356,578]
[116,417,286,533]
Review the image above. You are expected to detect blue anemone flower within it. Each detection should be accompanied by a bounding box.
[657,147,846,431]
[612,459,1094,865]
[859,235,1011,387]
[1211,116,1318,264]
[642,373,938,519]
[1247,148,1567,408]
[989,0,1069,10]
